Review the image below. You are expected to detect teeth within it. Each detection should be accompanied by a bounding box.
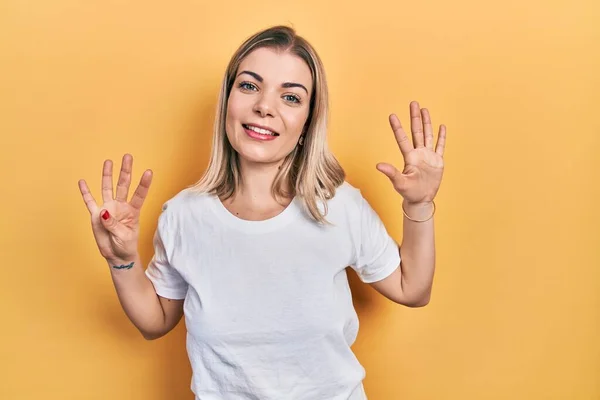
[246,125,276,136]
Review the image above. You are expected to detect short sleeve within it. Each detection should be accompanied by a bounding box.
[145,206,188,300]
[350,194,401,283]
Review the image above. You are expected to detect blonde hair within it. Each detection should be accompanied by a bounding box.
[188,25,345,224]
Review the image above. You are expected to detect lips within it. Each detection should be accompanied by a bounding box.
[242,124,280,136]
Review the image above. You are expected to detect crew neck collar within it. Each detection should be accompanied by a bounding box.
[208,194,302,234]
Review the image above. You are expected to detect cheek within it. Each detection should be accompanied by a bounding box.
[226,94,238,123]
[284,109,310,136]
[227,91,250,117]
[225,94,245,135]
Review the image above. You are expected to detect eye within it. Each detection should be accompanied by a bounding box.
[283,94,301,104]
[239,81,257,91]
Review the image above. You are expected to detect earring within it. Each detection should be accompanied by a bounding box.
[299,136,305,146]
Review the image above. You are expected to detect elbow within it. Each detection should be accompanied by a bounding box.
[402,291,431,308]
[141,329,165,341]
[407,297,430,308]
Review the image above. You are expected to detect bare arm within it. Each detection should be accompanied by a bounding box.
[108,254,184,340]
[369,201,435,307]
[78,154,184,340]
[372,102,446,306]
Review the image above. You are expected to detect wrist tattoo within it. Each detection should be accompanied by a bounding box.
[112,261,134,270]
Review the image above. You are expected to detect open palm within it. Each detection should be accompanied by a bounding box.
[78,154,153,263]
[376,101,446,205]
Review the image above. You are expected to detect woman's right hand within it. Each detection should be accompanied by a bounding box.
[78,154,153,265]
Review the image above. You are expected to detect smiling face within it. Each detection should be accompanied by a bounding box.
[225,47,313,166]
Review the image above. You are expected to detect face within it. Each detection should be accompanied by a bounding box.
[225,47,313,166]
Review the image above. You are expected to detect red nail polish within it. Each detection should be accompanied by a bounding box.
[101,210,110,220]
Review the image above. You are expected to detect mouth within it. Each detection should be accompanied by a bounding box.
[243,124,280,138]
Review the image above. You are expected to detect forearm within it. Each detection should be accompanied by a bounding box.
[399,200,436,305]
[107,254,166,338]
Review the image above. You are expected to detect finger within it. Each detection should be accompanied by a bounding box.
[435,124,447,156]
[129,169,153,210]
[376,162,400,180]
[410,101,425,148]
[78,179,99,215]
[389,114,413,159]
[98,209,124,237]
[422,108,434,150]
[115,154,133,202]
[376,162,407,189]
[101,160,114,203]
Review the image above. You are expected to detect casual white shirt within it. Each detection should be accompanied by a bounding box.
[145,181,401,399]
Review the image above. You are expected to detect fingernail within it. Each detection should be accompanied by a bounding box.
[101,210,110,220]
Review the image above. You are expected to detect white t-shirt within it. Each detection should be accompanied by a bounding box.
[145,181,400,400]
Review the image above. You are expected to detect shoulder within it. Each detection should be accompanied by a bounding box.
[158,187,214,221]
[329,181,364,208]
[311,181,365,222]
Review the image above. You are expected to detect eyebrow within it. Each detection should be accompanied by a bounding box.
[237,70,309,95]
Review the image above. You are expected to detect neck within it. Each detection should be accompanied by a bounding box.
[235,158,290,205]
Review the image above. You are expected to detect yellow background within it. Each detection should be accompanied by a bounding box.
[1,0,599,399]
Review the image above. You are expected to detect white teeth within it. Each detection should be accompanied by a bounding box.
[246,125,276,136]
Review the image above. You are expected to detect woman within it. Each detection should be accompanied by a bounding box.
[78,25,446,400]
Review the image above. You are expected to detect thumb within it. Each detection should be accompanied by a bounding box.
[376,163,400,181]
[99,209,121,235]
[376,163,407,190]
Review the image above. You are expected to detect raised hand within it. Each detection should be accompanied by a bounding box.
[376,101,446,205]
[78,154,153,264]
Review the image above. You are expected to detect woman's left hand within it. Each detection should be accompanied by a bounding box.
[376,101,447,205]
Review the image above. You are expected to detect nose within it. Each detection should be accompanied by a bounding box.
[253,92,276,118]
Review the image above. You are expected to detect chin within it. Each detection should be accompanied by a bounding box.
[236,148,282,165]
